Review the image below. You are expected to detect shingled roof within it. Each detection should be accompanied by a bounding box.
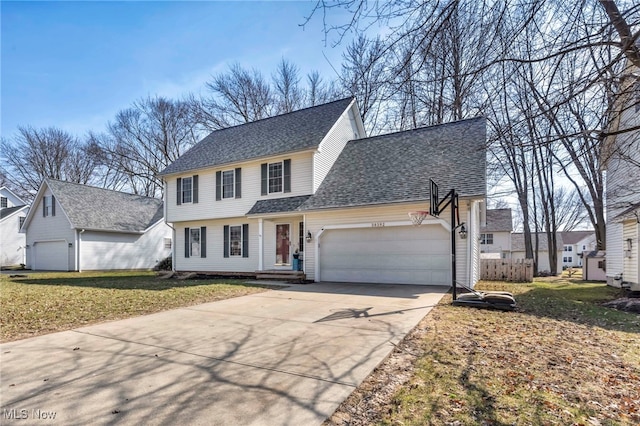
[482,208,513,232]
[511,232,564,252]
[301,117,486,211]
[45,179,164,233]
[247,195,311,216]
[159,97,355,176]
[0,205,27,220]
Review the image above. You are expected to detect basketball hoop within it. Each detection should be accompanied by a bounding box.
[408,210,429,226]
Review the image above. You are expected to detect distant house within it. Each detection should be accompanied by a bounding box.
[601,55,640,291]
[511,232,563,274]
[159,98,487,287]
[560,231,597,268]
[480,208,513,259]
[0,186,29,266]
[21,179,171,271]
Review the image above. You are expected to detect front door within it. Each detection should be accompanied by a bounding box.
[276,224,290,265]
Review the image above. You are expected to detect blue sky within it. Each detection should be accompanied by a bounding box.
[1,1,352,139]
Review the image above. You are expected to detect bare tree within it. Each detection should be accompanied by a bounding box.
[272,59,304,114]
[1,126,99,197]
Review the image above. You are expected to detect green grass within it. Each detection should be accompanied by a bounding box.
[0,271,270,342]
[381,279,640,425]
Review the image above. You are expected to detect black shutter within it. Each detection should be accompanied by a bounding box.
[261,163,268,195]
[223,225,230,258]
[51,195,56,216]
[200,226,207,258]
[235,168,242,198]
[184,227,190,258]
[193,175,199,204]
[283,159,291,193]
[242,224,249,258]
[216,171,222,201]
[42,197,46,217]
[176,178,182,205]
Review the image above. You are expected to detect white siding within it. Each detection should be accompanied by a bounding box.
[79,221,172,270]
[304,201,476,285]
[622,220,639,289]
[174,218,260,272]
[480,231,511,258]
[606,222,624,282]
[0,208,27,266]
[25,188,75,271]
[313,104,362,191]
[0,188,26,208]
[166,152,314,223]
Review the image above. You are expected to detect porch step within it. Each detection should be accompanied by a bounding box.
[255,270,306,282]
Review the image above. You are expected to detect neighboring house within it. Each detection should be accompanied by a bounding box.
[560,231,597,268]
[0,186,29,266]
[159,97,486,287]
[479,208,513,259]
[583,250,607,281]
[22,179,171,271]
[511,232,564,274]
[601,55,640,291]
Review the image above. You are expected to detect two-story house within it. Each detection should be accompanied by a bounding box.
[0,186,29,266]
[560,230,597,268]
[160,98,487,287]
[21,179,172,271]
[479,208,513,259]
[602,55,640,291]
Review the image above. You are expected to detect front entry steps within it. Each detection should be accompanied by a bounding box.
[255,270,307,283]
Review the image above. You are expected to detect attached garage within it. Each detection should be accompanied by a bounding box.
[319,224,451,285]
[34,240,69,271]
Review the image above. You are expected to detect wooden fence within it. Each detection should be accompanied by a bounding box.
[480,258,534,282]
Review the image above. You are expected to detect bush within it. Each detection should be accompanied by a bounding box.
[154,256,172,271]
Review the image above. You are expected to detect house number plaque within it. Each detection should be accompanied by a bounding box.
[371,222,385,227]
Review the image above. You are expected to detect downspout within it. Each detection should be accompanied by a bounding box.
[162,178,176,272]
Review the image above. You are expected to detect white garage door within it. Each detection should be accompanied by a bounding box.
[319,225,450,285]
[35,241,69,271]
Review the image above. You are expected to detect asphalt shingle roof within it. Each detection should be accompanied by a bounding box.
[159,97,355,176]
[46,179,164,233]
[0,205,27,220]
[482,208,513,232]
[559,231,595,245]
[301,117,486,211]
[511,232,564,252]
[246,195,312,215]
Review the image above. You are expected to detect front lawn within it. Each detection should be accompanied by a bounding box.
[0,271,270,342]
[327,279,640,425]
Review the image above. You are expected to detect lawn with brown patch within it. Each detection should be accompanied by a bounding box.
[326,280,640,426]
[0,271,270,342]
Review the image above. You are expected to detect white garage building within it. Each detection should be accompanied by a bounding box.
[22,179,171,271]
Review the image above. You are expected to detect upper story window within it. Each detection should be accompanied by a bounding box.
[564,245,572,252]
[268,162,283,193]
[216,168,241,200]
[176,175,198,205]
[261,159,291,196]
[19,216,25,230]
[0,197,7,208]
[43,195,55,217]
[480,233,493,244]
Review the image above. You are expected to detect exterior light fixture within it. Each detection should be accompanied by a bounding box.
[306,231,312,243]
[459,224,467,239]
[627,238,633,251]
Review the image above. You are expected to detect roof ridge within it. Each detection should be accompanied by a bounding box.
[46,178,162,201]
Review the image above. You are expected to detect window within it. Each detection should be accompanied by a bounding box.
[0,197,7,208]
[563,256,573,263]
[268,162,283,193]
[564,245,572,252]
[229,226,242,256]
[222,170,235,199]
[582,245,586,250]
[598,260,606,270]
[42,195,55,217]
[480,233,493,244]
[184,227,206,258]
[299,222,305,252]
[164,238,172,249]
[176,175,198,205]
[182,177,193,204]
[19,216,25,230]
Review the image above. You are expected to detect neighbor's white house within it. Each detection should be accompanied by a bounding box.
[510,232,564,274]
[602,55,640,291]
[22,179,172,271]
[560,231,597,268]
[0,186,29,266]
[479,208,513,259]
[159,98,486,287]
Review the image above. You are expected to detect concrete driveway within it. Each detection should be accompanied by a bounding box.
[0,282,447,425]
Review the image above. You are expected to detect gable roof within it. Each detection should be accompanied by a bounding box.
[560,231,595,245]
[0,186,27,206]
[511,232,564,252]
[301,117,486,211]
[159,97,356,176]
[28,179,164,233]
[0,205,28,221]
[482,208,513,232]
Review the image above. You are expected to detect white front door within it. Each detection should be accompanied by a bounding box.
[275,224,290,265]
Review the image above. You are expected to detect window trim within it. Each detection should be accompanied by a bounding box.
[0,197,7,208]
[19,216,25,231]
[268,161,283,194]
[229,225,242,257]
[222,170,235,199]
[480,233,493,245]
[298,221,304,253]
[182,176,193,204]
[189,227,201,257]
